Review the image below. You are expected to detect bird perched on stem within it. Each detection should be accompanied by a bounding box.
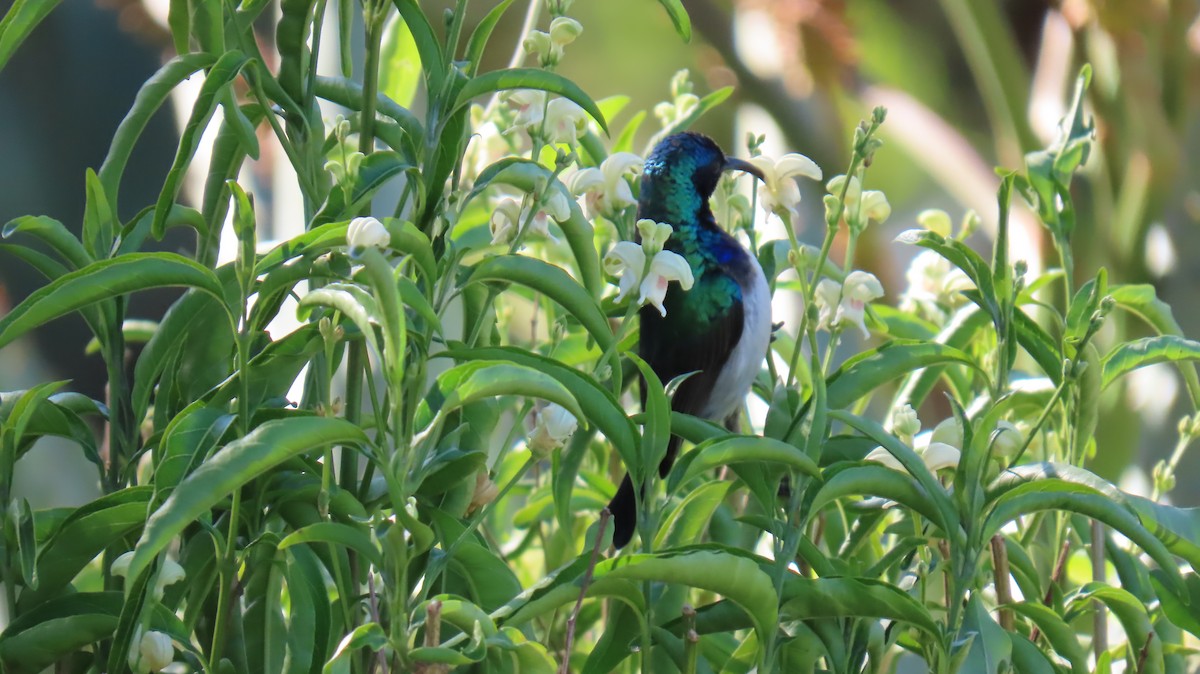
[608,132,771,549]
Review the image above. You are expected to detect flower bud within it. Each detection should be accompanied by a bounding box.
[467,471,499,515]
[549,16,582,45]
[637,219,673,255]
[129,629,173,673]
[347,216,391,253]
[891,405,921,443]
[529,403,578,454]
[990,420,1022,459]
[916,209,952,238]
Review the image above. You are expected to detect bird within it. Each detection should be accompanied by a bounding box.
[608,132,772,549]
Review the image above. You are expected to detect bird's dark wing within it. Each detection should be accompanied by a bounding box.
[638,284,745,471]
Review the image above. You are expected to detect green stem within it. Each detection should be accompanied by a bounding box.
[342,343,366,491]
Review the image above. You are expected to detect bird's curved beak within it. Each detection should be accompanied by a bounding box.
[723,156,765,182]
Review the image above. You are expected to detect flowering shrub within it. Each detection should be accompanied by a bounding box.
[0,2,1199,674]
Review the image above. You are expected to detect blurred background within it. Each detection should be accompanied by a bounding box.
[2,0,1198,506]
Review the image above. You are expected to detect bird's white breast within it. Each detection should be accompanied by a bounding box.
[701,256,772,421]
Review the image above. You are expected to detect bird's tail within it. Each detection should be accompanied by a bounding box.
[609,473,638,549]
[608,435,683,549]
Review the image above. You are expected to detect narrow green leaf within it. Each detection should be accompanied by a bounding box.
[3,215,91,270]
[780,575,940,637]
[654,0,692,42]
[280,522,383,569]
[1110,283,1200,405]
[464,0,515,76]
[629,353,669,481]
[419,360,583,431]
[380,12,421,108]
[391,0,445,96]
[468,255,612,350]
[127,417,369,582]
[1066,583,1162,674]
[0,0,65,74]
[666,435,819,493]
[13,498,36,589]
[826,340,980,410]
[99,53,217,215]
[0,253,228,351]
[453,68,608,134]
[324,623,388,673]
[959,593,1011,674]
[0,594,118,674]
[1007,602,1087,674]
[1102,335,1200,391]
[152,50,251,239]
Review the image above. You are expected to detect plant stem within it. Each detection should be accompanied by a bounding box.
[559,509,609,674]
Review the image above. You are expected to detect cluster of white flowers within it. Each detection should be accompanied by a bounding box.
[504,90,589,146]
[603,219,695,317]
[522,16,582,68]
[565,152,644,220]
[815,271,885,339]
[489,191,571,246]
[866,405,1024,477]
[748,153,823,219]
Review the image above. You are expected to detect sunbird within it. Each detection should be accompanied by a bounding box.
[609,132,771,548]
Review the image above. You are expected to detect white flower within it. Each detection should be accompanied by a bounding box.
[917,209,953,237]
[990,420,1022,459]
[814,272,884,338]
[566,152,643,219]
[467,471,499,514]
[814,278,842,331]
[747,153,823,218]
[129,629,174,673]
[112,553,187,601]
[529,403,578,453]
[891,405,921,444]
[347,216,390,253]
[866,417,963,476]
[827,175,890,229]
[506,89,546,130]
[544,98,587,145]
[603,241,645,302]
[490,193,570,245]
[901,249,974,312]
[639,250,695,316]
[603,234,695,316]
[549,16,583,45]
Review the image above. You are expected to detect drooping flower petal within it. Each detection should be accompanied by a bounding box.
[639,250,694,316]
[544,98,587,145]
[529,403,578,453]
[129,629,174,673]
[603,241,646,301]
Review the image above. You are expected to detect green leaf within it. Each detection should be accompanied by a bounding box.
[391,0,446,96]
[418,361,584,431]
[779,575,940,638]
[152,50,251,239]
[1007,602,1088,674]
[629,353,669,481]
[3,215,91,271]
[0,0,65,74]
[0,593,118,674]
[464,0,515,76]
[806,463,944,531]
[1066,583,1162,674]
[82,168,116,259]
[1109,283,1200,405]
[98,53,216,213]
[506,548,775,656]
[655,0,692,41]
[127,417,369,583]
[13,498,36,589]
[1102,335,1200,391]
[453,68,608,134]
[468,255,612,350]
[312,152,413,226]
[380,11,421,108]
[285,543,334,674]
[153,403,236,496]
[826,340,980,410]
[1150,571,1200,640]
[280,522,383,569]
[17,488,153,611]
[666,435,819,493]
[958,593,1011,674]
[983,465,1184,594]
[654,480,731,548]
[0,253,228,351]
[323,623,388,673]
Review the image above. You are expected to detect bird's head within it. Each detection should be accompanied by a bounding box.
[639,132,764,223]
